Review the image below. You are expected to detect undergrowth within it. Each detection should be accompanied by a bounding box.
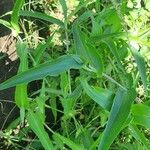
[0,0,150,149]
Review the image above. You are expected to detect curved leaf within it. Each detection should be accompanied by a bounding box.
[99,88,136,150]
[27,110,53,150]
[20,11,65,28]
[131,47,147,90]
[80,79,113,110]
[0,55,83,90]
[11,0,24,34]
[73,25,103,75]
[131,104,150,128]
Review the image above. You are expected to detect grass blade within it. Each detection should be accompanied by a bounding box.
[27,110,54,150]
[11,0,24,34]
[0,19,12,30]
[0,55,83,90]
[131,47,147,90]
[53,133,83,150]
[129,125,150,149]
[15,42,29,109]
[73,25,103,75]
[99,87,136,150]
[59,0,67,19]
[20,10,65,28]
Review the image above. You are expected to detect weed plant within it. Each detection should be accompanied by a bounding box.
[0,0,150,149]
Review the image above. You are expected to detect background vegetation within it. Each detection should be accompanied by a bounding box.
[0,0,150,149]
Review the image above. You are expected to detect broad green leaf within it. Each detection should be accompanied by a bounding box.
[11,0,24,34]
[15,43,29,109]
[129,125,150,150]
[27,110,53,150]
[80,79,113,110]
[131,104,150,128]
[131,47,147,90]
[53,133,83,150]
[59,0,67,19]
[99,88,136,150]
[20,11,65,28]
[73,25,103,75]
[0,55,83,90]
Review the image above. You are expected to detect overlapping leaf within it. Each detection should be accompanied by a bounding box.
[99,88,136,150]
[0,55,83,90]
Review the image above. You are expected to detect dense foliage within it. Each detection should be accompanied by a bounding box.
[0,0,150,149]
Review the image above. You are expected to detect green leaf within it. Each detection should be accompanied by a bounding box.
[102,39,124,71]
[27,110,54,150]
[131,104,150,128]
[0,55,83,90]
[129,125,150,150]
[73,25,103,75]
[53,133,83,150]
[0,19,13,30]
[59,0,67,19]
[15,42,29,109]
[34,35,54,65]
[131,47,147,90]
[11,0,25,34]
[80,79,113,110]
[99,88,136,150]
[20,11,65,28]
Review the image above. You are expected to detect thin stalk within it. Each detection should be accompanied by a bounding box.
[102,73,127,91]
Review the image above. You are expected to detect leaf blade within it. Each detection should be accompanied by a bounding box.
[0,55,83,90]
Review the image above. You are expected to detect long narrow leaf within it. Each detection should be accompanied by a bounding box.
[11,0,24,34]
[73,25,103,75]
[0,55,83,90]
[99,88,136,150]
[27,110,53,150]
[15,43,29,109]
[20,11,65,28]
[53,133,83,150]
[129,125,150,149]
[131,47,147,90]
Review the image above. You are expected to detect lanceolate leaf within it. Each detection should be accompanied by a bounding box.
[27,110,54,150]
[80,79,113,110]
[99,88,136,150]
[0,19,13,30]
[0,55,83,90]
[73,25,103,75]
[15,42,29,109]
[53,133,83,150]
[131,47,147,90]
[20,11,65,28]
[11,0,24,34]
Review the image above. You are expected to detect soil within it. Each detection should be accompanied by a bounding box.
[0,0,19,130]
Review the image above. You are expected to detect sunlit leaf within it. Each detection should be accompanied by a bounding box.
[99,88,136,150]
[0,55,83,90]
